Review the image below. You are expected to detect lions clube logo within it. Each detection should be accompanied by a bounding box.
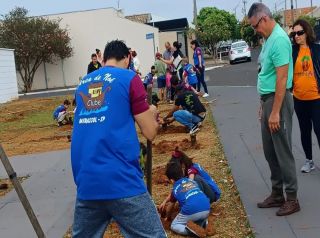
[77,73,115,124]
[79,82,110,111]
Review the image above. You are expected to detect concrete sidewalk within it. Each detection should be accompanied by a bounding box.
[209,86,320,238]
[0,150,75,238]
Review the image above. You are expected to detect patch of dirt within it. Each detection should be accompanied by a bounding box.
[159,125,188,134]
[1,96,253,238]
[0,177,29,198]
[154,139,201,155]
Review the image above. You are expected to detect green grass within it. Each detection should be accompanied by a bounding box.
[0,110,53,133]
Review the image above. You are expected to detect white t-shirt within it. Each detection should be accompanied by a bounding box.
[133,57,140,72]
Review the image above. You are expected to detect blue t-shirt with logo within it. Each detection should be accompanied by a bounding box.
[172,178,210,215]
[193,47,205,67]
[71,66,147,200]
[192,163,221,200]
[183,64,198,85]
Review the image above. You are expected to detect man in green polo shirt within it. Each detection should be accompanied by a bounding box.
[248,3,300,216]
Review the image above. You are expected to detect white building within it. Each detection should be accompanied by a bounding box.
[17,8,159,92]
[0,48,18,103]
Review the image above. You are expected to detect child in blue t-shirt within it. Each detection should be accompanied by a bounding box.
[159,161,210,236]
[182,58,198,90]
[52,99,73,126]
[173,148,221,203]
[143,66,156,90]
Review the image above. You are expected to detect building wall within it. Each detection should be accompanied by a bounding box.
[17,8,159,92]
[282,7,316,27]
[0,49,18,103]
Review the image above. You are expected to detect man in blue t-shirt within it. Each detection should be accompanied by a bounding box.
[161,162,210,237]
[71,40,166,238]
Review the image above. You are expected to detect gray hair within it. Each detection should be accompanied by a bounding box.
[248,2,273,19]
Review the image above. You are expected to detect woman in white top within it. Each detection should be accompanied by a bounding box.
[131,50,141,75]
[159,41,184,80]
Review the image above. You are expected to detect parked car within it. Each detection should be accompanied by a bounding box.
[228,41,251,64]
[217,44,231,57]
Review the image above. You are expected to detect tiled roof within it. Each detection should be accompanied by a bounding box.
[125,14,152,24]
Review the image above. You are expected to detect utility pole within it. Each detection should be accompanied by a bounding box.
[193,0,197,26]
[242,0,247,18]
[291,0,294,25]
[311,0,313,17]
[284,0,287,28]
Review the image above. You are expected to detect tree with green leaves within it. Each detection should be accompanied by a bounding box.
[240,18,260,47]
[273,12,283,27]
[298,15,317,28]
[0,7,73,92]
[195,7,238,57]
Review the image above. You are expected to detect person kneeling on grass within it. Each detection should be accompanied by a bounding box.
[173,148,221,203]
[53,99,73,126]
[158,148,220,214]
[160,161,210,237]
[163,84,206,135]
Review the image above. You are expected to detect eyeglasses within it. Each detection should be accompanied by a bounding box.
[251,17,263,29]
[291,30,305,37]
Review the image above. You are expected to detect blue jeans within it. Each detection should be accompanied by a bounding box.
[173,110,202,129]
[171,211,209,235]
[72,193,167,238]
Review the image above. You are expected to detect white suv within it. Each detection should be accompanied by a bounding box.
[228,41,251,64]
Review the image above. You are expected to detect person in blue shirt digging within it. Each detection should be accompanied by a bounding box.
[159,161,210,237]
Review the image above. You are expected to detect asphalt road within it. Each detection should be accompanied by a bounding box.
[206,48,261,87]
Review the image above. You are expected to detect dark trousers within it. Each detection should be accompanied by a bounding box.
[294,97,320,160]
[261,91,297,199]
[196,66,208,94]
[170,87,176,101]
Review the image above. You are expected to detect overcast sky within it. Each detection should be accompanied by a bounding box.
[1,0,318,22]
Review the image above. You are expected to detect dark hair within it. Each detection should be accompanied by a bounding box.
[165,161,183,181]
[151,65,155,70]
[96,49,100,54]
[91,53,97,58]
[132,51,137,57]
[171,147,193,176]
[63,99,71,105]
[173,41,182,50]
[190,40,200,48]
[103,40,130,62]
[292,19,316,45]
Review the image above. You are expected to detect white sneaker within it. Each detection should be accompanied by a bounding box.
[202,93,209,98]
[301,160,315,173]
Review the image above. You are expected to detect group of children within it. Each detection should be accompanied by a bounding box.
[143,53,201,103]
[158,148,221,237]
